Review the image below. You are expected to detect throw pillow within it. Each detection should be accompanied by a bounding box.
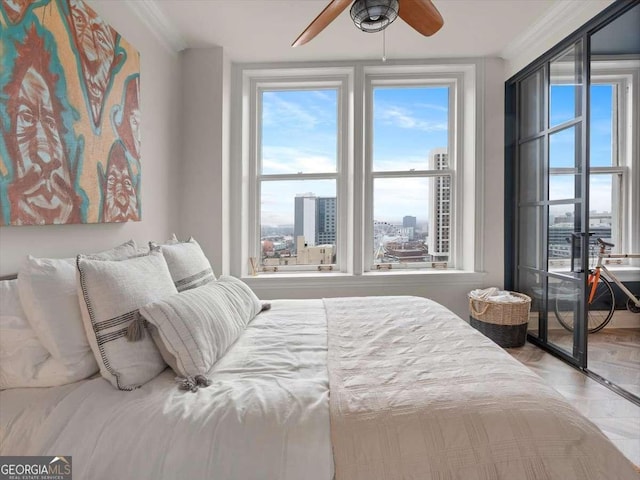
[140,276,262,379]
[76,248,177,390]
[0,278,50,389]
[152,237,215,292]
[17,240,140,384]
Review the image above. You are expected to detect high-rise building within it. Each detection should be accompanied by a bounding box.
[294,193,317,248]
[402,216,417,241]
[294,193,337,250]
[317,197,337,246]
[427,148,450,260]
[403,216,417,229]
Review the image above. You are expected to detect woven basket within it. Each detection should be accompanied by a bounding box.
[468,292,531,348]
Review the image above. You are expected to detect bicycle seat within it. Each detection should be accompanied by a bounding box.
[596,238,615,248]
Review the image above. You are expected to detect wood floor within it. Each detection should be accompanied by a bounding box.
[506,340,640,466]
[546,328,640,398]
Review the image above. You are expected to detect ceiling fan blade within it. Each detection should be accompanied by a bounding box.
[292,0,353,47]
[398,0,444,37]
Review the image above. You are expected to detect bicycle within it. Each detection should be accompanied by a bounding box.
[554,238,640,333]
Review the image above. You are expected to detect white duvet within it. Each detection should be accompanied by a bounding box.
[1,296,637,480]
[0,300,333,480]
[324,296,639,480]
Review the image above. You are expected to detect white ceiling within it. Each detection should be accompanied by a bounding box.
[150,0,560,63]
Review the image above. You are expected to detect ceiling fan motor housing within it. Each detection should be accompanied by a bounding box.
[350,0,400,33]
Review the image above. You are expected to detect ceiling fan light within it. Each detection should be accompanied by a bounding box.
[350,0,399,33]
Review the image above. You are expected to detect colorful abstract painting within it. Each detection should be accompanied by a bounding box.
[0,0,141,225]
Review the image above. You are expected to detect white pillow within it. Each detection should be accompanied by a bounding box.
[140,276,262,378]
[0,279,97,389]
[17,240,140,385]
[153,237,215,292]
[76,249,177,390]
[1,279,49,389]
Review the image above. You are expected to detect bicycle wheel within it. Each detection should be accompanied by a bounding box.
[554,276,615,333]
[627,295,640,314]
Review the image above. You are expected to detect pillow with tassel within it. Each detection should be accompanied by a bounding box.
[139,276,262,391]
[76,247,177,390]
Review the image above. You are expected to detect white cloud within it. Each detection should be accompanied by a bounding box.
[373,177,431,224]
[415,102,449,113]
[262,95,320,130]
[262,90,337,132]
[377,106,447,132]
[262,146,336,174]
[311,90,335,102]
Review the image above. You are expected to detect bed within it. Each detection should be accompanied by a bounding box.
[1,295,638,480]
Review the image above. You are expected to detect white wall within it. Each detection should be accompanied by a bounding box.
[177,48,231,278]
[479,58,506,289]
[0,1,181,274]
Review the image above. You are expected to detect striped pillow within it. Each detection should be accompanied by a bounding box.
[152,237,215,292]
[140,276,262,379]
[76,249,177,390]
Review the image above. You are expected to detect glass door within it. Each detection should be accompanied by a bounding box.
[506,0,639,401]
[513,40,589,367]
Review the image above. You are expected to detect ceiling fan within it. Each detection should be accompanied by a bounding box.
[292,0,444,47]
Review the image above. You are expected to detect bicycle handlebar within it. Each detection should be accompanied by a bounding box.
[596,238,615,248]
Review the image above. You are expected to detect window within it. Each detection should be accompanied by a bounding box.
[246,72,350,273]
[368,84,452,269]
[591,67,636,260]
[546,60,638,268]
[235,63,478,278]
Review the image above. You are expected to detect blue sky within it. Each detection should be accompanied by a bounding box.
[549,84,614,219]
[260,83,614,227]
[261,86,449,226]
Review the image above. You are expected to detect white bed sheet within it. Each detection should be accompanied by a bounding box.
[0,299,333,480]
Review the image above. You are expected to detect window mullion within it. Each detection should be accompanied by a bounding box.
[361,69,373,273]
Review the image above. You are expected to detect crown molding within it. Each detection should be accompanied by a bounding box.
[500,0,611,62]
[124,0,188,54]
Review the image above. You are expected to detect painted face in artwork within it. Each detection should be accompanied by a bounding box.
[128,105,141,160]
[4,28,79,225]
[1,0,31,24]
[67,0,120,128]
[115,76,141,161]
[102,143,138,222]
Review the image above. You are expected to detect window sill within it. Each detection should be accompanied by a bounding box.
[241,269,487,290]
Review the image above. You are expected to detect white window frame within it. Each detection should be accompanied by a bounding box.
[364,73,459,270]
[231,61,481,287]
[590,59,640,270]
[248,73,352,273]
